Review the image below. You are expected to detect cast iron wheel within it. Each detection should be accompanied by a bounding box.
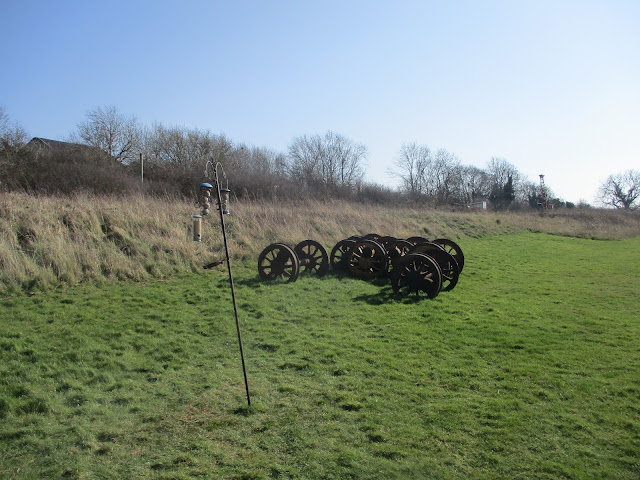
[408,242,445,256]
[431,238,464,273]
[330,239,356,272]
[347,239,389,278]
[406,236,430,245]
[386,239,414,271]
[294,240,329,276]
[257,243,300,282]
[363,233,382,241]
[390,253,442,298]
[410,244,459,291]
[378,236,397,251]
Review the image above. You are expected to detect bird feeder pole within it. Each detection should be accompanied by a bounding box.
[205,160,251,407]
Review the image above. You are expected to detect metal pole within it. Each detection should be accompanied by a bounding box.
[214,166,251,407]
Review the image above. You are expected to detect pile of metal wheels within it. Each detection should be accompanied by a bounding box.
[257,234,464,299]
[330,234,464,299]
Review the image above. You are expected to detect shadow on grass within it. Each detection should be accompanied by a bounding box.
[235,272,434,306]
[233,276,264,288]
[352,287,428,306]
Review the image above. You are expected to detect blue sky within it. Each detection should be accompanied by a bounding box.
[2,0,638,203]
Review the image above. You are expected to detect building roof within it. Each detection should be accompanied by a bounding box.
[25,137,110,161]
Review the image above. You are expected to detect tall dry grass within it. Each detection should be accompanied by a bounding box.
[1,192,639,294]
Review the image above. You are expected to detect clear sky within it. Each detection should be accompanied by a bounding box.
[2,0,638,204]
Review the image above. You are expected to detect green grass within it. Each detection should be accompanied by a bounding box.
[1,233,639,479]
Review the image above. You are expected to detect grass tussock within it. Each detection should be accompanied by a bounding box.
[1,192,639,294]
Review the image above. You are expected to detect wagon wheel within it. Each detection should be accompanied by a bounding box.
[378,236,397,251]
[257,243,300,282]
[410,244,459,291]
[390,253,442,298]
[363,233,381,241]
[431,238,464,273]
[408,242,444,256]
[295,240,329,276]
[347,239,389,278]
[386,239,414,271]
[330,239,356,271]
[406,236,430,245]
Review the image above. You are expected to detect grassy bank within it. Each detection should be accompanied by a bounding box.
[1,192,639,294]
[1,233,638,478]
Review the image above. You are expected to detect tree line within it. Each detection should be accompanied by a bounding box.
[1,105,638,210]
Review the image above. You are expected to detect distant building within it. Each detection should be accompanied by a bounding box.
[470,201,487,210]
[25,137,110,163]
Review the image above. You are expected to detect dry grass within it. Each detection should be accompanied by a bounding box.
[1,192,639,294]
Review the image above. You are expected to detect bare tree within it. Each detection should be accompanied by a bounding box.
[486,157,521,210]
[459,165,490,204]
[0,105,29,154]
[392,143,464,205]
[430,149,461,205]
[288,131,366,190]
[391,142,431,200]
[73,106,141,164]
[144,123,232,171]
[599,170,640,210]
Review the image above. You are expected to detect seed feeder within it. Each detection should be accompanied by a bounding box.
[219,187,231,215]
[198,182,213,216]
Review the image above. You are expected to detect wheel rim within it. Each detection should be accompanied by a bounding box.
[406,236,429,245]
[390,253,442,298]
[347,240,389,278]
[330,239,356,271]
[258,243,300,282]
[386,239,413,271]
[432,239,464,273]
[295,240,329,276]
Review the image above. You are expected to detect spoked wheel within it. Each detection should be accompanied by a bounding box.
[406,236,430,245]
[432,238,464,273]
[386,239,414,272]
[390,253,442,298]
[330,239,356,272]
[257,243,300,282]
[410,244,459,291]
[347,240,389,278]
[378,236,397,251]
[295,240,329,276]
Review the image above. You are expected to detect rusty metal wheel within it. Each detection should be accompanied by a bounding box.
[295,240,329,276]
[406,236,430,245]
[432,238,464,273]
[378,236,397,251]
[258,243,300,282]
[363,233,381,241]
[386,239,413,271]
[347,239,389,278]
[390,253,442,298]
[330,239,356,271]
[410,244,459,291]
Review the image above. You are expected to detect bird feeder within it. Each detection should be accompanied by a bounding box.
[199,182,213,216]
[219,187,231,215]
[192,215,202,242]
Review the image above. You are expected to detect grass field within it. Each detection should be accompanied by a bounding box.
[1,233,639,479]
